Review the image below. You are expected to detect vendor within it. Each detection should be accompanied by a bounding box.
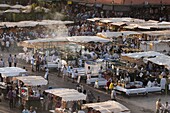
[98,66,103,78]
[87,66,92,80]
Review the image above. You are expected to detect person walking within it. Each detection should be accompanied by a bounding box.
[160,76,167,93]
[163,102,170,113]
[156,98,162,113]
[8,54,13,67]
[109,81,114,94]
[6,40,10,52]
[57,60,61,76]
[13,55,18,67]
[62,65,67,80]
[36,56,40,72]
[44,67,49,84]
[111,89,117,101]
[12,88,17,108]
[0,58,5,67]
[7,89,13,109]
[31,55,35,72]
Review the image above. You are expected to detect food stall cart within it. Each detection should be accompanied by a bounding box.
[83,100,130,113]
[45,88,87,113]
[15,76,48,110]
[0,67,27,95]
[85,60,107,86]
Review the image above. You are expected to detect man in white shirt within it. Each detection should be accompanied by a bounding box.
[31,56,35,72]
[57,60,62,76]
[163,102,170,113]
[160,76,167,93]
[6,40,10,52]
[156,98,162,113]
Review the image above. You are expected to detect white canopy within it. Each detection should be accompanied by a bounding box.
[45,88,87,102]
[0,4,10,8]
[110,22,126,26]
[99,17,145,23]
[10,5,25,9]
[67,36,110,43]
[87,18,101,22]
[0,20,74,28]
[141,40,170,45]
[97,31,141,38]
[16,76,48,86]
[19,37,69,48]
[141,30,170,37]
[22,37,68,43]
[0,67,26,77]
[121,51,163,59]
[144,54,170,69]
[4,9,20,13]
[83,100,130,113]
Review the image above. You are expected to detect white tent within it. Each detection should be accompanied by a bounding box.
[45,88,87,102]
[141,30,170,37]
[10,5,25,9]
[140,40,170,52]
[67,36,110,43]
[97,31,141,38]
[0,67,27,77]
[0,4,10,8]
[16,76,48,86]
[83,100,130,113]
[0,20,74,28]
[19,37,69,48]
[121,51,163,59]
[87,18,101,22]
[4,9,20,13]
[144,54,170,70]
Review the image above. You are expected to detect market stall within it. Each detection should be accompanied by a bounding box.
[18,37,69,49]
[45,88,87,113]
[115,83,161,95]
[83,100,130,113]
[0,67,27,90]
[97,31,141,39]
[66,36,110,44]
[140,40,170,53]
[15,76,48,110]
[85,60,107,86]
[121,51,163,59]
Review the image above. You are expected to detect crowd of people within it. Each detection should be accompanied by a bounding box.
[0,1,169,113]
